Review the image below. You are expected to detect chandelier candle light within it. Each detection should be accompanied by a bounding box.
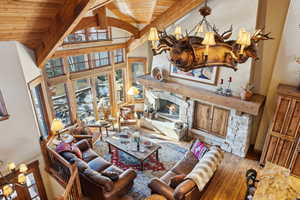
[148,0,273,72]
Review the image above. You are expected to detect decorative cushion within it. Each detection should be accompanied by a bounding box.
[172,151,198,175]
[60,151,77,162]
[56,142,72,154]
[169,174,186,189]
[190,139,208,160]
[70,157,89,172]
[88,157,111,172]
[71,145,82,159]
[82,149,98,162]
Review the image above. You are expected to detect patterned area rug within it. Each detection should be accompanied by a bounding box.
[94,129,187,200]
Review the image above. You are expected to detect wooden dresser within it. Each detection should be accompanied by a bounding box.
[260,84,300,177]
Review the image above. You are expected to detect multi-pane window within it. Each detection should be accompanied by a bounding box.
[115,69,125,103]
[114,49,124,64]
[68,55,89,72]
[74,79,95,123]
[130,62,145,99]
[45,58,64,78]
[63,28,109,44]
[93,51,110,67]
[95,75,110,120]
[51,83,71,125]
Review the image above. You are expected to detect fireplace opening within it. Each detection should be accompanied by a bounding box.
[158,99,179,120]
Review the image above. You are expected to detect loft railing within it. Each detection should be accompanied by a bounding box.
[63,29,110,44]
[40,137,73,187]
[56,166,82,200]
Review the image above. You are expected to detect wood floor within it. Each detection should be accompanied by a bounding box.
[200,151,260,200]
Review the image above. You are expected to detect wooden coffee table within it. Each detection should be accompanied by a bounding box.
[106,135,161,171]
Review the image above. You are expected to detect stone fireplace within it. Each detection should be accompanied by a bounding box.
[144,89,254,157]
[138,75,265,158]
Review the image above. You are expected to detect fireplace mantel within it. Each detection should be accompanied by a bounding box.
[137,75,265,116]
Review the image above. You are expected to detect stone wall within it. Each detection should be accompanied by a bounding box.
[145,89,253,157]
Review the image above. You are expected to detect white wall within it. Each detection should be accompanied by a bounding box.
[0,41,41,165]
[151,0,258,95]
[255,0,300,150]
[0,41,63,199]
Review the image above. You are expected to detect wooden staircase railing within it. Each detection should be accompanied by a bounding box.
[40,137,82,200]
[56,166,82,200]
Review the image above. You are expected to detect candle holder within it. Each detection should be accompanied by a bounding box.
[224,77,233,96]
[215,79,224,95]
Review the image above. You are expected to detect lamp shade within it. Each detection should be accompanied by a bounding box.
[127,87,140,96]
[51,118,64,133]
[148,28,159,41]
[236,31,251,46]
[19,163,28,173]
[174,26,182,40]
[7,162,16,171]
[18,173,26,184]
[3,185,13,197]
[195,24,204,35]
[202,32,216,46]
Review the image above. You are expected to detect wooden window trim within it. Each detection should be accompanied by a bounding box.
[42,46,129,123]
[0,89,9,121]
[128,57,148,103]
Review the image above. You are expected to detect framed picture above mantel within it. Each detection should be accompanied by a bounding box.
[0,89,9,121]
[170,65,219,86]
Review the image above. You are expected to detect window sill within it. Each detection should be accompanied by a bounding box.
[0,115,9,121]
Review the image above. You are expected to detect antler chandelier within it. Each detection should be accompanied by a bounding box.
[148,0,272,72]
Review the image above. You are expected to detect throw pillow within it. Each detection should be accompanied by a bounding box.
[71,145,82,159]
[190,139,208,160]
[102,171,119,182]
[170,174,186,189]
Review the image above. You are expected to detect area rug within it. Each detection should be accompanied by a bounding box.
[93,129,187,200]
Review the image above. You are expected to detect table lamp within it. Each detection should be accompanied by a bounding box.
[51,118,64,140]
[127,86,139,96]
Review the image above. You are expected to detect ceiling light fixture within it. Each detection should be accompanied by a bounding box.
[148,0,273,72]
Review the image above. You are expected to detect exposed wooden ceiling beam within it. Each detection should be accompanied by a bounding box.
[52,43,126,58]
[74,16,140,36]
[106,2,144,24]
[126,0,206,52]
[93,7,108,29]
[36,0,112,68]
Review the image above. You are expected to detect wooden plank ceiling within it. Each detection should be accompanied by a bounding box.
[0,0,191,66]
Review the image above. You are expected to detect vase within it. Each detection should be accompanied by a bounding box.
[240,90,253,101]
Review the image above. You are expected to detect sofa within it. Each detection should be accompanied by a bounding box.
[148,144,224,200]
[60,139,137,200]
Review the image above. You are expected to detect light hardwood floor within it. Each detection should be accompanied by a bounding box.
[200,152,260,200]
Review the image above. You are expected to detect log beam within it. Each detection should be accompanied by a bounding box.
[74,16,139,36]
[36,0,111,68]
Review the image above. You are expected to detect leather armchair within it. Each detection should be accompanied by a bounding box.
[61,139,137,200]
